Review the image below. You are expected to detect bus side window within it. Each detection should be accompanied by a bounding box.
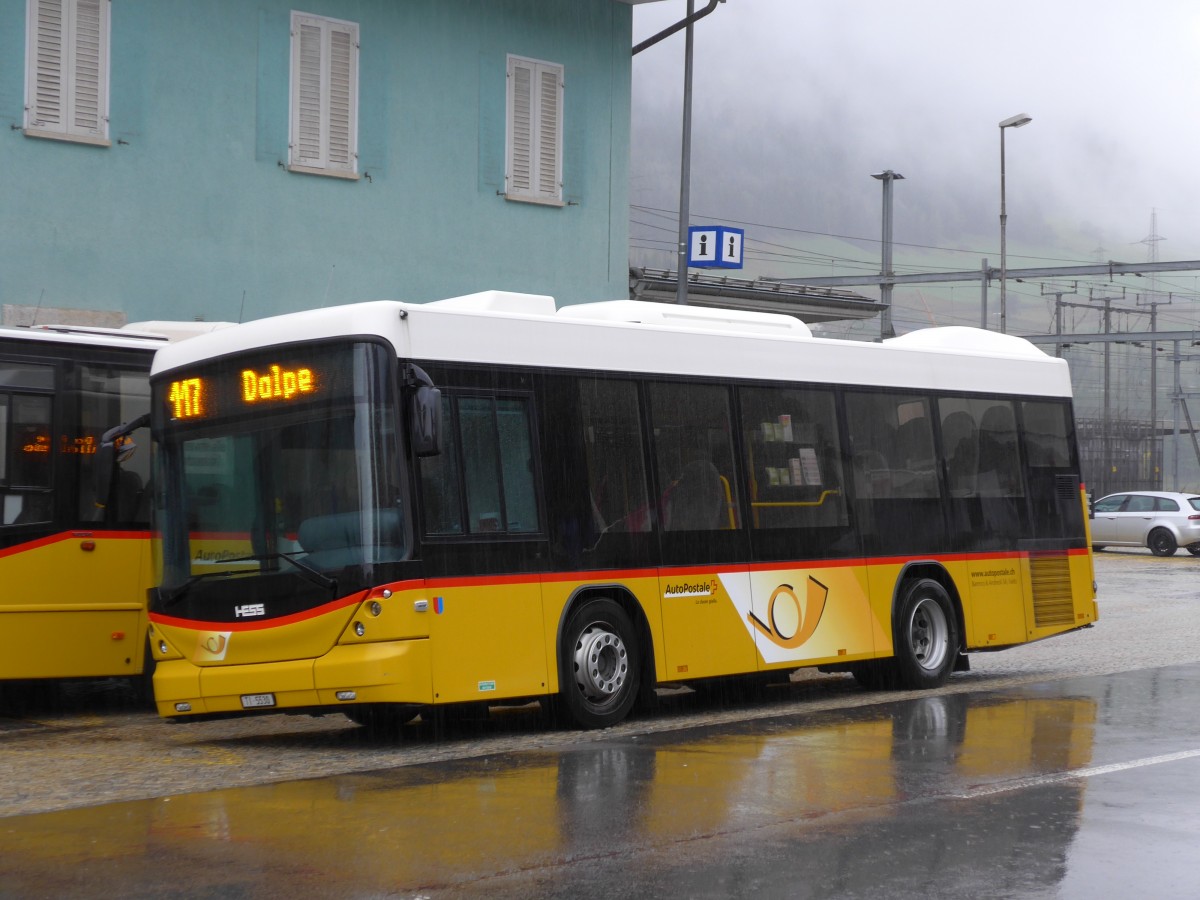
[738,385,846,529]
[647,382,741,532]
[578,379,650,534]
[845,393,938,500]
[419,393,541,536]
[1,393,54,526]
[1020,400,1072,468]
[419,395,464,535]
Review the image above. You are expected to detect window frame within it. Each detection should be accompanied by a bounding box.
[23,0,111,147]
[419,390,546,541]
[288,10,360,180]
[505,54,564,206]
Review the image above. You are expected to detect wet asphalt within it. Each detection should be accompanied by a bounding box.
[2,550,1199,898]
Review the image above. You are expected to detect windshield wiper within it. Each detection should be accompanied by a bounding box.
[274,552,339,592]
[155,553,338,610]
[217,552,339,593]
[156,568,262,608]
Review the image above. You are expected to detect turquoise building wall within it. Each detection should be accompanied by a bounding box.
[0,0,633,323]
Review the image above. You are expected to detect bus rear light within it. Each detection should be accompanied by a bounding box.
[354,621,365,637]
[174,702,192,713]
[369,601,382,617]
[159,641,169,654]
[336,691,356,701]
[111,631,125,641]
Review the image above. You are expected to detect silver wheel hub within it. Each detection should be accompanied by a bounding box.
[573,624,629,702]
[908,597,949,672]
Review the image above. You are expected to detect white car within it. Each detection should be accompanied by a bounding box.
[1090,490,1200,557]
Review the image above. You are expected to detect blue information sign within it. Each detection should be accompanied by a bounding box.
[687,225,744,269]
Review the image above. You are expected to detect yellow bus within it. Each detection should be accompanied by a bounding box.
[0,321,228,696]
[142,292,1097,729]
[0,323,165,690]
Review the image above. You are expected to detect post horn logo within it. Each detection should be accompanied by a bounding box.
[204,634,227,655]
[748,577,829,649]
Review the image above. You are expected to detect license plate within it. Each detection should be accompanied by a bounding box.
[240,693,276,709]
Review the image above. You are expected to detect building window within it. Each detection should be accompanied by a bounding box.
[288,11,359,179]
[24,0,111,146]
[505,55,564,206]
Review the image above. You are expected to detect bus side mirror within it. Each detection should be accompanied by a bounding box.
[94,413,150,510]
[410,385,442,458]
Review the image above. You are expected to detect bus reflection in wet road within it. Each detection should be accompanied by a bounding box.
[4,667,1200,899]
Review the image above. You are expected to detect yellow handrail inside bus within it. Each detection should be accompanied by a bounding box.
[750,489,841,509]
[718,475,737,529]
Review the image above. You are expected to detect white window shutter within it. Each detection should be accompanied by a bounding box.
[69,0,106,136]
[326,24,356,169]
[26,0,109,140]
[290,12,358,175]
[536,66,562,200]
[506,55,563,204]
[29,0,66,131]
[293,18,324,164]
[507,59,534,196]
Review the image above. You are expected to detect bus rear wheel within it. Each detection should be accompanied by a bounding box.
[893,578,959,690]
[560,598,640,729]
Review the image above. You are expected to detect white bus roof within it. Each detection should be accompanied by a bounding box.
[0,320,235,353]
[150,292,1074,398]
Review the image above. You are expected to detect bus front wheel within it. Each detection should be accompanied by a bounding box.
[560,598,641,729]
[893,578,959,690]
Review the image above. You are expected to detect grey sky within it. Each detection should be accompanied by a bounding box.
[630,1,1200,336]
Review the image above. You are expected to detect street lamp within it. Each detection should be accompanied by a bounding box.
[998,112,1032,333]
[872,170,904,339]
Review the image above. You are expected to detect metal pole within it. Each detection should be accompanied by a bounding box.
[999,126,1008,333]
[997,114,1031,334]
[873,170,903,339]
[1054,292,1063,358]
[675,0,695,305]
[1173,340,1182,488]
[979,258,989,329]
[1151,302,1159,487]
[1103,296,1112,494]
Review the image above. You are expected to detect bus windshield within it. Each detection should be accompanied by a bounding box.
[154,340,409,601]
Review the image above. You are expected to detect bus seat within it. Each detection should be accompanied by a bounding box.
[977,405,1020,495]
[298,509,403,568]
[942,411,978,496]
[665,460,725,531]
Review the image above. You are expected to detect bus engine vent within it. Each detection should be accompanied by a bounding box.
[1030,553,1074,627]
[1055,475,1080,500]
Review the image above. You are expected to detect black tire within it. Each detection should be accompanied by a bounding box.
[560,598,640,729]
[1092,545,1106,552]
[892,578,959,690]
[1188,547,1200,557]
[1148,528,1178,557]
[131,636,158,708]
[849,660,895,691]
[345,704,421,733]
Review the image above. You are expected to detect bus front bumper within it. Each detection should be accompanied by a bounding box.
[154,639,433,718]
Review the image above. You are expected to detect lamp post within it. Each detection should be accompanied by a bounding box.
[872,170,904,339]
[998,112,1032,333]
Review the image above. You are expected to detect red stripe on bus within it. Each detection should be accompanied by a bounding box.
[0,530,150,559]
[148,546,1090,631]
[149,592,366,631]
